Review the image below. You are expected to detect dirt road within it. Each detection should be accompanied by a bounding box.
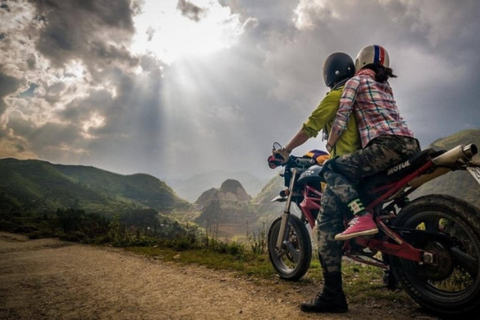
[0,232,438,320]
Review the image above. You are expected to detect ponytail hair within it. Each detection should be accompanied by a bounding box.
[363,63,397,83]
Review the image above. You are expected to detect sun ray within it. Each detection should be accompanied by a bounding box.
[131,1,242,64]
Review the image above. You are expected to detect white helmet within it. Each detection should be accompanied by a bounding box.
[354,45,390,71]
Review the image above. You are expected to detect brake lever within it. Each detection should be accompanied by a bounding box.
[272,142,282,152]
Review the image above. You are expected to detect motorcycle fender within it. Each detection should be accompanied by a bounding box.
[408,167,451,188]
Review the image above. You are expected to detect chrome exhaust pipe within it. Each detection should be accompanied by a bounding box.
[463,143,478,158]
[432,143,478,166]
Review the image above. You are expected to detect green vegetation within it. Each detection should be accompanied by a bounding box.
[2,128,479,308]
[0,202,409,304]
[0,158,190,215]
[126,244,410,304]
[0,207,186,244]
[251,175,285,225]
[0,201,411,307]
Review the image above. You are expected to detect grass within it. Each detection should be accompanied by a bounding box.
[1,206,412,307]
[125,245,412,305]
[125,246,276,278]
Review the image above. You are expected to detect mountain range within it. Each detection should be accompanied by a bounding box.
[0,158,189,215]
[1,128,479,238]
[165,170,269,202]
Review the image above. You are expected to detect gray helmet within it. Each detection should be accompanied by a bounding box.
[322,52,355,89]
[355,45,390,71]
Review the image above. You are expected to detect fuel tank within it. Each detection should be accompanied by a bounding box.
[297,165,323,188]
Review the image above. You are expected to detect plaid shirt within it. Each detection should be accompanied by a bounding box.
[331,69,414,148]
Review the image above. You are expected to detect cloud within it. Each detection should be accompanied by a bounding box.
[0,71,21,115]
[33,0,139,71]
[1,0,479,184]
[176,0,206,22]
[0,0,157,172]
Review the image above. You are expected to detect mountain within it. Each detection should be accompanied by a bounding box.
[166,170,269,202]
[251,175,285,225]
[193,179,258,238]
[195,179,251,210]
[0,158,190,215]
[412,129,480,208]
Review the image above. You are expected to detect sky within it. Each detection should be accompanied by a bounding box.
[1,0,480,182]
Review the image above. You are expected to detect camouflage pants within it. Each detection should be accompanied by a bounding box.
[316,135,420,273]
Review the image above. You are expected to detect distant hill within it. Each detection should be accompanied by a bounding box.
[193,179,257,238]
[412,129,480,208]
[0,158,190,215]
[251,175,285,225]
[6,128,477,240]
[166,170,269,202]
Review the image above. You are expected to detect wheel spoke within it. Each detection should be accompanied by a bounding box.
[451,247,479,278]
[268,215,312,280]
[285,242,300,263]
[390,196,480,315]
[274,247,289,259]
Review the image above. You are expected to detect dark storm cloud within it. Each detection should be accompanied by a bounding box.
[176,0,206,22]
[0,71,20,99]
[0,71,21,116]
[33,0,139,70]
[0,0,168,172]
[257,0,480,148]
[1,0,479,182]
[0,2,10,12]
[160,0,480,179]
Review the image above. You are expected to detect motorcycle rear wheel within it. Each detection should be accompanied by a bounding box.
[268,214,312,281]
[391,194,480,317]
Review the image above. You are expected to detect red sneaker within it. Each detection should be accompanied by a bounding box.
[334,213,378,241]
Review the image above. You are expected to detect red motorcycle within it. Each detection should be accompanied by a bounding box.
[267,142,480,317]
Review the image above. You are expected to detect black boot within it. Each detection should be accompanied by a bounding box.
[300,272,348,313]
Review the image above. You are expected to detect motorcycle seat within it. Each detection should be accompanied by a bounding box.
[361,148,445,190]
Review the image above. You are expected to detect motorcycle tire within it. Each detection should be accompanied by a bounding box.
[390,194,480,317]
[267,214,312,281]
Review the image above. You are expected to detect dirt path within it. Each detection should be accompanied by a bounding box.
[0,232,438,320]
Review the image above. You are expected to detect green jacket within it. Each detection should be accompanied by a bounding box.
[302,86,361,157]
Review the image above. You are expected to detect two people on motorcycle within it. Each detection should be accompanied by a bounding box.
[274,45,420,313]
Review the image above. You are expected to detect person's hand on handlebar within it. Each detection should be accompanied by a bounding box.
[272,147,290,164]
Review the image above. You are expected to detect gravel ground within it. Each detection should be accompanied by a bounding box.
[0,232,439,320]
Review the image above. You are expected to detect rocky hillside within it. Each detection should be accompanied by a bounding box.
[193,179,257,238]
[166,171,268,202]
[412,129,480,208]
[195,179,251,210]
[251,175,285,225]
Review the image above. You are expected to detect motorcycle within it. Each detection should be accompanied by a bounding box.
[267,142,480,317]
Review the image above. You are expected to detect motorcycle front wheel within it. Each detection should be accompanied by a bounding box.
[390,194,480,317]
[267,214,312,281]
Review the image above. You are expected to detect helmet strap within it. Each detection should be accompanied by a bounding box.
[332,78,348,90]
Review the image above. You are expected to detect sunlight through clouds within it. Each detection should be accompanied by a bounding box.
[1,0,480,185]
[131,0,243,64]
[81,113,106,140]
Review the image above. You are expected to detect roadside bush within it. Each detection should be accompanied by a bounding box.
[247,227,267,256]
